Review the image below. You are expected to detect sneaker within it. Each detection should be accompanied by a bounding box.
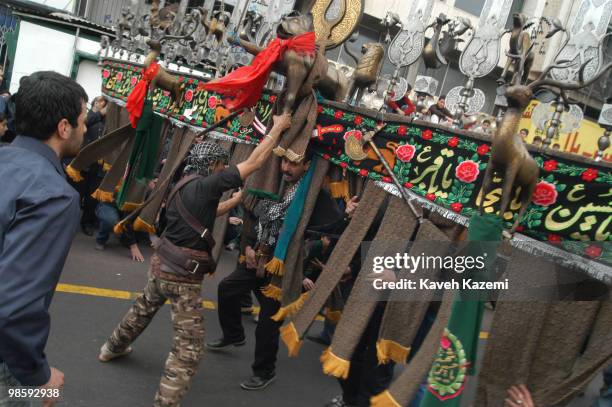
[240,374,275,390]
[98,343,132,362]
[95,242,106,251]
[205,337,246,350]
[325,395,351,407]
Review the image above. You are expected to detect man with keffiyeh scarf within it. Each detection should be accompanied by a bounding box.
[207,151,358,391]
[97,114,292,407]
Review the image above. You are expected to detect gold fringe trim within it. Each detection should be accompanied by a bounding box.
[92,188,114,202]
[134,217,155,234]
[272,146,286,157]
[113,220,127,235]
[103,162,112,172]
[280,322,303,357]
[271,292,309,322]
[261,284,282,302]
[370,390,402,407]
[120,201,142,213]
[320,347,350,379]
[283,148,303,163]
[376,339,410,365]
[238,255,246,264]
[329,181,349,201]
[265,257,285,276]
[65,165,83,182]
[325,308,342,324]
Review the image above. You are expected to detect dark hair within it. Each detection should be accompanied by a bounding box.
[438,95,446,101]
[406,84,412,92]
[520,128,529,135]
[483,119,491,125]
[533,136,542,142]
[15,71,88,140]
[304,147,315,163]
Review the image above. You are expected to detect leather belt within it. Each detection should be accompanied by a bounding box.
[155,237,215,277]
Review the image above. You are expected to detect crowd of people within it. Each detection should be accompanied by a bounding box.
[0,71,609,407]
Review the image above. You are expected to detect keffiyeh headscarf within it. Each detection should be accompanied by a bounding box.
[183,141,229,176]
[254,181,300,247]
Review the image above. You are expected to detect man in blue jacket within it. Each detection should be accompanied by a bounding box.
[0,71,88,406]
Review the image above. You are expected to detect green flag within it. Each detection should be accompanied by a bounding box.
[420,214,503,405]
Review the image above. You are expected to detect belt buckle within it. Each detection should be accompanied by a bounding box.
[189,260,200,274]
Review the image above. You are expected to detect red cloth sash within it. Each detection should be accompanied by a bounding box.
[200,32,316,111]
[126,62,160,128]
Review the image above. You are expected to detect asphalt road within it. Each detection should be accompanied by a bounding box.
[46,232,604,406]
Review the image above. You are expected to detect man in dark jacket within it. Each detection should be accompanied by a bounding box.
[427,95,454,123]
[0,71,88,406]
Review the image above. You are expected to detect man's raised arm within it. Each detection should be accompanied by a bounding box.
[236,113,291,180]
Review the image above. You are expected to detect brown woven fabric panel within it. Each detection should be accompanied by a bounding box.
[327,196,419,363]
[277,158,330,305]
[383,289,454,405]
[290,181,387,337]
[96,134,136,197]
[377,219,451,363]
[69,124,133,171]
[245,153,281,200]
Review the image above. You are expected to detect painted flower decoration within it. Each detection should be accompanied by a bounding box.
[455,160,480,183]
[184,89,194,103]
[115,72,123,81]
[477,144,490,156]
[382,176,392,183]
[102,70,110,79]
[532,181,558,206]
[404,182,413,188]
[130,76,138,86]
[450,203,463,213]
[354,115,363,125]
[317,106,323,114]
[269,95,277,103]
[359,168,369,177]
[581,168,598,182]
[334,110,344,119]
[440,336,451,350]
[585,244,602,259]
[547,234,562,243]
[397,125,407,136]
[447,137,459,148]
[422,129,433,140]
[426,193,436,201]
[208,96,218,109]
[543,160,558,172]
[340,162,348,168]
[396,144,416,162]
[323,154,331,160]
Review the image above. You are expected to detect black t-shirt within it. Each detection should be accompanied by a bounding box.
[164,165,243,251]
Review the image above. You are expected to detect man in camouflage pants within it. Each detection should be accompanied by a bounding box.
[98,115,291,407]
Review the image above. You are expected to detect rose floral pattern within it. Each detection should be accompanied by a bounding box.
[532,181,558,206]
[455,160,480,183]
[395,144,416,162]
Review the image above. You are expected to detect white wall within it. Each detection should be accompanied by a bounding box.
[26,0,75,12]
[75,59,102,107]
[10,21,75,93]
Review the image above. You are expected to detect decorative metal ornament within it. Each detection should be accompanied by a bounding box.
[256,0,296,46]
[387,0,434,68]
[551,0,612,82]
[459,0,512,78]
[596,103,612,161]
[446,86,486,116]
[532,102,584,134]
[413,75,439,96]
[311,0,364,49]
[344,132,368,160]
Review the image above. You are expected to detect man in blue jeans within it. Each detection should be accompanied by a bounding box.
[95,201,145,262]
[0,71,88,406]
[594,365,612,407]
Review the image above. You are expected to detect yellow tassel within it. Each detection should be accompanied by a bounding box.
[113,221,126,235]
[91,189,114,202]
[329,181,349,201]
[325,308,342,324]
[280,322,303,357]
[370,390,401,407]
[320,347,350,379]
[272,146,286,157]
[238,255,246,264]
[134,217,155,234]
[265,257,285,276]
[261,284,282,301]
[120,201,142,213]
[376,339,410,365]
[284,148,303,163]
[65,165,84,182]
[271,292,309,322]
[103,162,112,172]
